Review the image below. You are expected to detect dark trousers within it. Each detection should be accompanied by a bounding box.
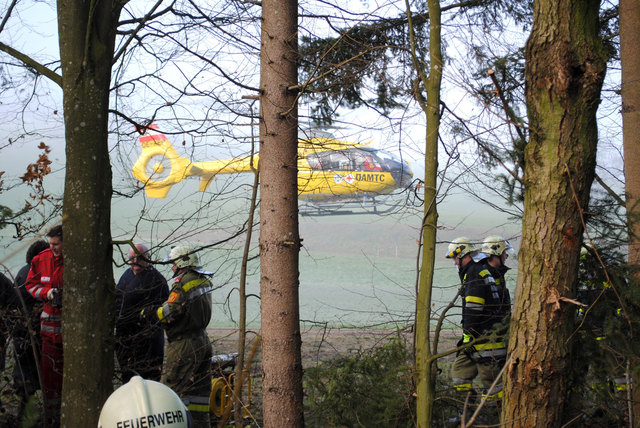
[13,334,41,399]
[116,330,165,382]
[41,337,63,427]
[163,332,212,428]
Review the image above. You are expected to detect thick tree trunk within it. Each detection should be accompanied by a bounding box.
[413,0,441,426]
[620,0,640,423]
[259,0,304,426]
[57,1,120,425]
[501,1,606,426]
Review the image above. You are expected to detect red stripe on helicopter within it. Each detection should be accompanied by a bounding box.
[139,133,166,143]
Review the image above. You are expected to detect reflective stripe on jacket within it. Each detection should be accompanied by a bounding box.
[459,260,509,346]
[157,270,213,343]
[25,249,63,342]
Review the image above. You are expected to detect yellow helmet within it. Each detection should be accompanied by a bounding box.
[445,237,478,259]
[98,376,191,428]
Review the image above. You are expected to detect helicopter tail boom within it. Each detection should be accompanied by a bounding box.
[132,127,259,198]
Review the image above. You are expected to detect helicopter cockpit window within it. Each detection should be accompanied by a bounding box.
[306,151,351,170]
[352,149,382,171]
[306,148,386,171]
[374,149,402,164]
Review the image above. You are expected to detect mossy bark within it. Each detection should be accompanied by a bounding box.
[57,0,122,425]
[413,0,442,426]
[501,1,606,426]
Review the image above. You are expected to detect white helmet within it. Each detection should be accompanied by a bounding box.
[167,245,201,269]
[580,242,595,258]
[98,376,191,428]
[481,235,516,258]
[445,237,478,259]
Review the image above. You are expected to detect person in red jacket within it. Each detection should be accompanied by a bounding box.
[25,224,63,427]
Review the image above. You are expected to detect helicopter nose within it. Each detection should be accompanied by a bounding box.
[392,163,413,187]
[401,166,413,187]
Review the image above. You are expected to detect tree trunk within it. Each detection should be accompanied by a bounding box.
[501,1,606,426]
[259,0,304,426]
[620,0,640,423]
[57,1,121,425]
[412,0,441,426]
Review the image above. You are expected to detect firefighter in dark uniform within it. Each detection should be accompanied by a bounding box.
[568,244,631,423]
[479,236,514,300]
[477,236,513,399]
[142,245,213,428]
[447,237,510,403]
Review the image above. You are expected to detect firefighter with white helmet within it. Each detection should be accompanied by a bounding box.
[140,244,213,427]
[98,376,192,428]
[479,235,513,320]
[446,236,509,415]
[445,236,478,262]
[479,234,514,290]
[480,236,515,267]
[478,235,513,386]
[169,245,203,272]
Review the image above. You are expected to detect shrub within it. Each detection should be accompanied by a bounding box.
[304,336,414,427]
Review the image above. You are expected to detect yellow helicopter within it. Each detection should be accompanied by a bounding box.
[132,125,414,214]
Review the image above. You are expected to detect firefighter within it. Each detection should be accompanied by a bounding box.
[141,245,213,428]
[98,376,192,428]
[446,237,509,403]
[570,244,632,423]
[479,235,515,294]
[25,224,64,427]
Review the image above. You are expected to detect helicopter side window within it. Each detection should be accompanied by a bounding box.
[306,153,324,170]
[329,151,352,170]
[307,149,384,171]
[306,151,337,170]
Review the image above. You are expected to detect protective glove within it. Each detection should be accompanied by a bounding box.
[463,344,477,359]
[455,336,476,358]
[48,289,63,308]
[140,305,158,323]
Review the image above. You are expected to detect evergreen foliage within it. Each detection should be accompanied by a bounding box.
[567,248,636,426]
[298,0,534,125]
[304,337,413,427]
[299,14,418,124]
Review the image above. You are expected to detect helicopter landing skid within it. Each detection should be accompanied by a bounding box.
[298,194,405,216]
